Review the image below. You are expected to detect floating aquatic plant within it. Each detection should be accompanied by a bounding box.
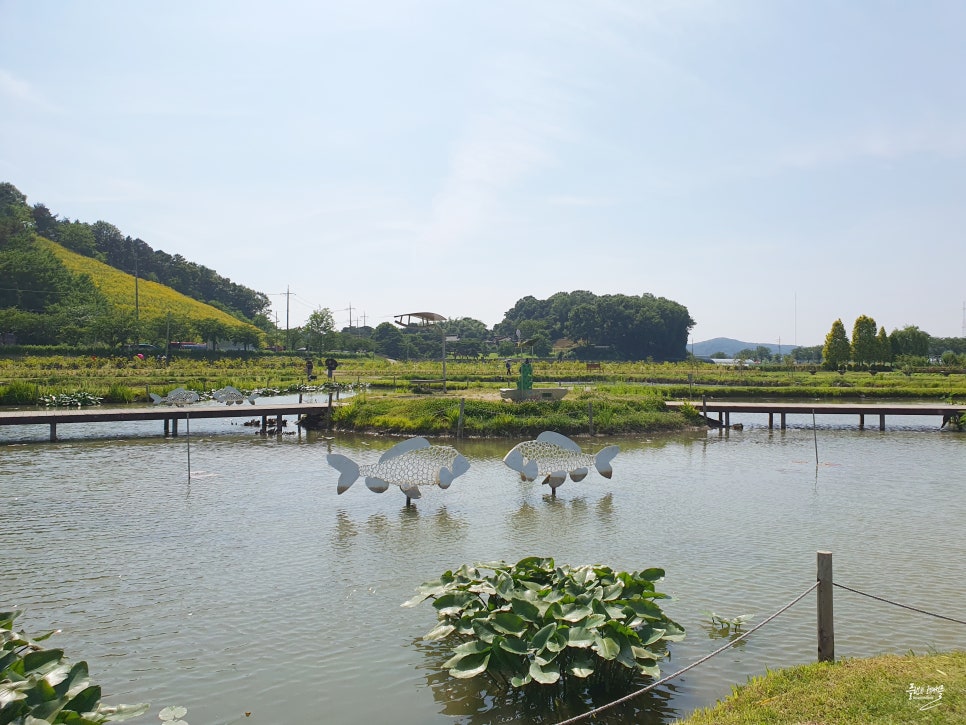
[403,557,685,696]
[39,391,103,407]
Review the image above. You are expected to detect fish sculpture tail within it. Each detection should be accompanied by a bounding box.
[326,453,360,494]
[502,448,539,481]
[594,446,620,479]
[149,393,163,404]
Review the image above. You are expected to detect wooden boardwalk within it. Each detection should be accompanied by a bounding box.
[0,402,332,441]
[664,400,965,430]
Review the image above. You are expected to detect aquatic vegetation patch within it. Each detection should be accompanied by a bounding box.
[404,557,685,698]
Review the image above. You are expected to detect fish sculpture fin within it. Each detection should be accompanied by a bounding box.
[570,467,589,482]
[379,436,430,462]
[149,393,163,404]
[502,446,526,472]
[536,430,582,453]
[438,468,454,489]
[522,459,539,481]
[450,453,470,479]
[401,485,422,499]
[594,445,621,479]
[365,477,391,493]
[326,454,360,494]
[544,471,567,488]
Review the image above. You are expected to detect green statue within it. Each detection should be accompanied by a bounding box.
[517,358,533,391]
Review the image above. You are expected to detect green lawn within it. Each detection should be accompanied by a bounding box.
[677,651,964,724]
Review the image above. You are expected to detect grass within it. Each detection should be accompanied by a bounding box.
[331,389,692,436]
[1,354,963,431]
[677,650,964,724]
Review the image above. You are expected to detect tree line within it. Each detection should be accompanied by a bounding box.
[819,315,966,368]
[297,291,694,362]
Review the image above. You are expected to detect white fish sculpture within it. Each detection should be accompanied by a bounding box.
[212,386,256,405]
[503,431,620,490]
[326,437,470,499]
[149,387,200,406]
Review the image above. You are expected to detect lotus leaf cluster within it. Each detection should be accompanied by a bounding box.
[0,610,147,723]
[39,392,103,408]
[403,557,685,693]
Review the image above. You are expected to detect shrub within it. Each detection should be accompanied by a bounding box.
[0,381,39,405]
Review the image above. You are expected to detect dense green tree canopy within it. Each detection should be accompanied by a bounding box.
[890,325,930,359]
[495,290,693,361]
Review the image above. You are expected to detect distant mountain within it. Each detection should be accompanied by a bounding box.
[690,337,799,358]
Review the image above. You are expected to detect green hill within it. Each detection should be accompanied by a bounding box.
[38,238,250,328]
[29,236,263,348]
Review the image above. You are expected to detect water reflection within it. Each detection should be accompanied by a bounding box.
[413,637,685,724]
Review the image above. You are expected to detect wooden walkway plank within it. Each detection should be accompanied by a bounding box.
[664,401,965,430]
[0,403,331,441]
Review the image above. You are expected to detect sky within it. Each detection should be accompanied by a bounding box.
[2,0,965,347]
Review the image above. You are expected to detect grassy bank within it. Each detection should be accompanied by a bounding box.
[678,650,963,724]
[329,389,698,437]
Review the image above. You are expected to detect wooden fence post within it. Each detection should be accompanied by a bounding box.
[817,550,835,662]
[457,398,465,439]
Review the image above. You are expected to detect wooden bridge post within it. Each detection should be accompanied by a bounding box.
[817,551,835,662]
[858,413,865,429]
[49,422,56,442]
[879,414,886,431]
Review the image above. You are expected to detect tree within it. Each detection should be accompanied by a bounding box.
[754,346,773,362]
[791,345,823,363]
[57,221,97,256]
[229,324,263,351]
[822,319,850,369]
[304,307,335,352]
[372,322,407,358]
[850,315,878,366]
[875,326,891,364]
[196,318,228,349]
[890,325,930,359]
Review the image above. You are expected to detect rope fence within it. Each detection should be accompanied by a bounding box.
[553,551,965,725]
[833,582,966,625]
[554,582,819,725]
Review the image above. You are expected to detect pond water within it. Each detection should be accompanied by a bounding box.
[1,401,964,724]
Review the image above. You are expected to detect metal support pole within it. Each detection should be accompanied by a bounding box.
[817,550,834,662]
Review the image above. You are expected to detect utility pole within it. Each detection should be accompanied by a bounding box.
[133,243,139,322]
[285,286,291,351]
